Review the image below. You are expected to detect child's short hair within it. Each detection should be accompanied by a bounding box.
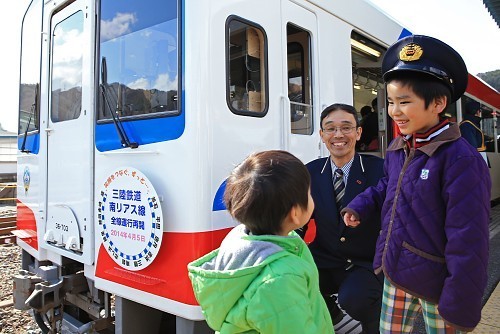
[224,150,310,235]
[384,71,452,110]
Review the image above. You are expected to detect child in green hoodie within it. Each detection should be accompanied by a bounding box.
[188,150,334,334]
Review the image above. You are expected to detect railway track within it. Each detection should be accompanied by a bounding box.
[0,215,17,245]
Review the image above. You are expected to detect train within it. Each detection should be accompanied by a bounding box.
[12,0,500,333]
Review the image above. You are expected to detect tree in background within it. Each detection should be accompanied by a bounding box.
[477,69,500,91]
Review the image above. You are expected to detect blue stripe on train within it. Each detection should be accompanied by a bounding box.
[95,113,185,152]
[18,133,40,154]
[399,28,412,39]
[213,180,227,211]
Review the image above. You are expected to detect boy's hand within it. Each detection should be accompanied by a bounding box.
[343,212,360,227]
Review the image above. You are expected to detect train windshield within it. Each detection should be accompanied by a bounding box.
[19,0,43,135]
[98,0,179,121]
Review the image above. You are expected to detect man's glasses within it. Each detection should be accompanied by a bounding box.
[322,126,357,134]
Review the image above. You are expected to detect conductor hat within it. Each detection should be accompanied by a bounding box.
[382,35,468,103]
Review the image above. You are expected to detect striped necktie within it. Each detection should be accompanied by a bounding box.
[333,169,345,210]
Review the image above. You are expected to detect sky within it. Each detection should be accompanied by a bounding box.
[368,0,500,74]
[1,0,499,133]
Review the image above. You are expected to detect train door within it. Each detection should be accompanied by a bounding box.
[350,31,388,157]
[44,1,94,264]
[282,1,320,162]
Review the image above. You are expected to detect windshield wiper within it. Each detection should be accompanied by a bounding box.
[100,57,138,149]
[20,83,39,153]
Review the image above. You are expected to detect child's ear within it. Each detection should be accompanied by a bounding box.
[432,96,448,115]
[288,205,303,227]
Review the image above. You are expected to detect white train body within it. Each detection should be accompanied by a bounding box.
[13,0,499,332]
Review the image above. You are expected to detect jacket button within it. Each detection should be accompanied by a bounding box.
[347,258,352,263]
[340,237,346,242]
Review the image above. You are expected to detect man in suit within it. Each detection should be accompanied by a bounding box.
[460,100,486,152]
[300,103,384,334]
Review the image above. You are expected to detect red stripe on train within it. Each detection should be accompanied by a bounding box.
[95,228,231,305]
[16,199,39,250]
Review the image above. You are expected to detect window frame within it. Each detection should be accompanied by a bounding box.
[225,15,269,117]
[96,0,182,125]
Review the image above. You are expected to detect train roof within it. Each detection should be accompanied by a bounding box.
[307,0,406,46]
[483,0,500,27]
[467,73,500,110]
[0,125,16,137]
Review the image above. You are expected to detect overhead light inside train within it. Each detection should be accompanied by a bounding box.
[351,39,381,58]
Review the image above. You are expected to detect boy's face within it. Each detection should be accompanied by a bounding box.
[387,80,442,135]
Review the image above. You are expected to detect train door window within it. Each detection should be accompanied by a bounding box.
[287,24,313,135]
[50,11,83,123]
[98,0,179,121]
[19,0,43,134]
[351,31,385,151]
[227,17,268,115]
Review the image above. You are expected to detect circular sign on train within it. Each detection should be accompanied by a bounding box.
[97,167,163,271]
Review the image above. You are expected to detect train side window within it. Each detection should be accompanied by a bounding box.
[50,11,83,123]
[226,17,268,115]
[287,24,313,135]
[351,31,386,152]
[19,0,43,135]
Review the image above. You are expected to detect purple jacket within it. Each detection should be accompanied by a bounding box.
[344,124,490,331]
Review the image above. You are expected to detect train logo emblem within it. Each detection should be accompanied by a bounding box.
[23,166,31,194]
[98,167,163,271]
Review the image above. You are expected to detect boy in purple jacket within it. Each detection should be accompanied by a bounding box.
[342,35,491,333]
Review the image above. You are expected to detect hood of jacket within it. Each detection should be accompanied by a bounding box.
[188,225,301,330]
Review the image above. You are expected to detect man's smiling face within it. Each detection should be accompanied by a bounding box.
[320,109,361,166]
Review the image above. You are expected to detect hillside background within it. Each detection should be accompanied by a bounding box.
[477,69,500,91]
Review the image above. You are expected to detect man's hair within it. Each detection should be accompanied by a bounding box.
[224,150,310,235]
[384,71,452,109]
[465,100,481,115]
[320,103,360,129]
[360,105,372,117]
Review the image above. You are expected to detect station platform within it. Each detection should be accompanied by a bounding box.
[473,283,500,333]
[335,202,500,334]
[473,201,500,333]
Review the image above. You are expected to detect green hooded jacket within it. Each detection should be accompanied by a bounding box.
[188,224,334,334]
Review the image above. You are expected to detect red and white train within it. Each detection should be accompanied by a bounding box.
[13,0,499,332]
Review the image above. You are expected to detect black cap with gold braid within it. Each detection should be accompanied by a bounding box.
[382,35,468,103]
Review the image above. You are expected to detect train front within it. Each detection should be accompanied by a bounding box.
[13,0,232,332]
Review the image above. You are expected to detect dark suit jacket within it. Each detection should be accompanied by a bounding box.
[303,153,384,270]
